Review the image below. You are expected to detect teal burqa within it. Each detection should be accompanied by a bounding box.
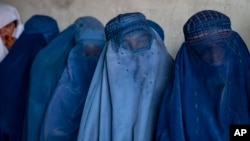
[42,16,106,141]
[26,17,89,141]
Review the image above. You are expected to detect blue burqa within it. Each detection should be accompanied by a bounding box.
[156,10,250,141]
[0,15,59,141]
[26,17,90,141]
[77,12,174,141]
[42,16,106,141]
[147,19,165,41]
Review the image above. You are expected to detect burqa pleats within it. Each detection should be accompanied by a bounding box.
[26,17,94,141]
[77,12,174,141]
[156,10,250,141]
[41,16,106,141]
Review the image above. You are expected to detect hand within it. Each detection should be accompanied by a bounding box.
[2,35,16,50]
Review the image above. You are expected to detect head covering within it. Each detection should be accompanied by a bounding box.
[0,14,59,141]
[24,15,59,43]
[147,19,164,40]
[26,17,92,141]
[0,3,20,27]
[156,10,250,141]
[77,12,173,141]
[0,3,24,62]
[42,16,105,141]
[183,10,231,42]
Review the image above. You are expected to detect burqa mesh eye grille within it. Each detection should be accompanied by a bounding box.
[121,29,151,51]
[82,43,103,56]
[187,35,232,66]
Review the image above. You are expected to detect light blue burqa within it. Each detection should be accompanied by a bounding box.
[26,17,90,141]
[77,12,173,141]
[42,16,105,141]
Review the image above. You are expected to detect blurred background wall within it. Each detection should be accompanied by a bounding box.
[1,0,250,58]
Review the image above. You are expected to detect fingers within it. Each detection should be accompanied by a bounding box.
[2,36,16,49]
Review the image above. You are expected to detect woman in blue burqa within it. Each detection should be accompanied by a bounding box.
[41,16,106,141]
[156,10,250,141]
[26,17,96,141]
[0,15,59,141]
[77,12,174,141]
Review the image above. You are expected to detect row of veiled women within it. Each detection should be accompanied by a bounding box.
[0,6,249,141]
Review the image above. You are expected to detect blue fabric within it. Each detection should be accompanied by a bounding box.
[147,19,164,41]
[26,17,94,141]
[0,15,59,141]
[77,12,173,141]
[24,15,59,43]
[156,10,250,141]
[42,16,105,141]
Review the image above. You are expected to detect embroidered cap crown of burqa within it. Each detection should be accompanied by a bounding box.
[0,15,59,141]
[42,16,105,141]
[26,16,94,141]
[77,12,173,141]
[156,10,250,141]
